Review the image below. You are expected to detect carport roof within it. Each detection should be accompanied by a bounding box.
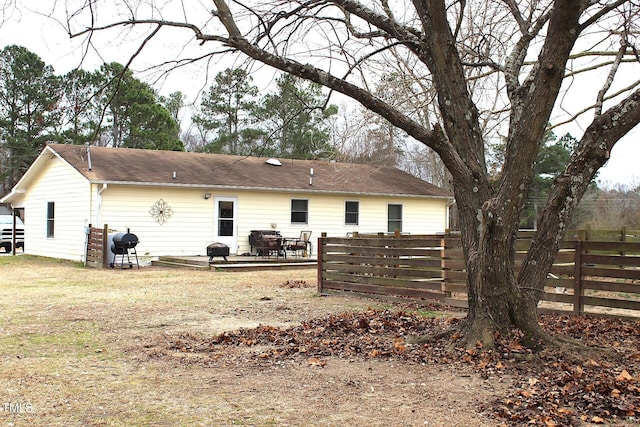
[21,144,452,198]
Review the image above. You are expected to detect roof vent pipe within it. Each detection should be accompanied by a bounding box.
[86,143,92,171]
[309,167,314,186]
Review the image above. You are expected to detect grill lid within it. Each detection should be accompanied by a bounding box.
[112,232,139,249]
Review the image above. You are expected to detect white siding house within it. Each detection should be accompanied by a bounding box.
[1,144,453,263]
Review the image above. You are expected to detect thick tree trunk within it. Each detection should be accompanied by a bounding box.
[457,234,547,349]
[454,185,548,350]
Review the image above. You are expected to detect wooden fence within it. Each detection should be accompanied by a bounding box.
[85,224,108,268]
[317,229,640,319]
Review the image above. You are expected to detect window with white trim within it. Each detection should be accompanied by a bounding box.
[46,202,55,238]
[291,199,309,224]
[387,203,402,233]
[345,201,359,225]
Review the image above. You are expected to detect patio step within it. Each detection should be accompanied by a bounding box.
[152,255,316,271]
[151,257,210,270]
[210,261,317,272]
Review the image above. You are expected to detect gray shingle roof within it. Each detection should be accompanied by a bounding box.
[49,144,451,198]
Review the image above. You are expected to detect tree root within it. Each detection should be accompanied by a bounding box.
[406,325,458,345]
[535,333,612,363]
[408,318,610,363]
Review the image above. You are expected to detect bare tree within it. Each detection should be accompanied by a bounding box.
[57,0,640,349]
[577,183,640,229]
[334,104,401,166]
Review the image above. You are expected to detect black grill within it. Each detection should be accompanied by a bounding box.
[110,231,139,269]
[111,232,139,251]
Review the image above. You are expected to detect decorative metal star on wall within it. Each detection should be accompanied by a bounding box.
[149,199,173,225]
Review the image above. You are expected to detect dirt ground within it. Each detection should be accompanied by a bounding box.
[3,256,639,426]
[0,256,510,426]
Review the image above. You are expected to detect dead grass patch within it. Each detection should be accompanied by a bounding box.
[0,256,498,426]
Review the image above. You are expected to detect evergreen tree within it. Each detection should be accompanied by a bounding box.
[0,45,61,193]
[59,68,102,145]
[520,132,574,228]
[159,91,185,125]
[95,63,182,150]
[259,74,337,159]
[193,68,264,155]
[127,102,183,150]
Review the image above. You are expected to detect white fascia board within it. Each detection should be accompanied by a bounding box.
[90,179,452,200]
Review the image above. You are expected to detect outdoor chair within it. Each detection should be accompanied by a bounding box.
[287,230,312,258]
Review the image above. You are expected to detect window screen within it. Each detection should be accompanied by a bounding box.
[387,204,402,233]
[345,201,359,225]
[291,199,308,224]
[46,202,55,238]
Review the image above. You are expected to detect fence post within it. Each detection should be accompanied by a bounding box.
[440,234,451,297]
[102,224,109,268]
[573,239,583,315]
[317,232,326,294]
[620,226,627,266]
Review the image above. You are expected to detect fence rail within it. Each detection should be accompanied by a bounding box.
[317,228,640,319]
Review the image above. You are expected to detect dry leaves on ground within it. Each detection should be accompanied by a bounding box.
[150,309,640,426]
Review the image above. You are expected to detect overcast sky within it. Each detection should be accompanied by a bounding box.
[0,4,637,188]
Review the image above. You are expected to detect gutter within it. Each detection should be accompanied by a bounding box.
[86,180,453,200]
[96,183,108,226]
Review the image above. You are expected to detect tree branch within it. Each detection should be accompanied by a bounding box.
[501,0,529,34]
[595,42,628,117]
[520,86,640,295]
[579,0,629,30]
[210,0,472,180]
[69,18,229,44]
[551,77,640,130]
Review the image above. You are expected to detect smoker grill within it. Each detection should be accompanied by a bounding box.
[249,230,281,255]
[110,231,140,269]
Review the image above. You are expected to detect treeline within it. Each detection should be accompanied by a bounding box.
[0,45,339,195]
[0,45,183,195]
[574,184,640,230]
[0,45,444,198]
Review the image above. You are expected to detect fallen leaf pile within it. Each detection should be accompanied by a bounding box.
[279,279,313,288]
[158,309,639,426]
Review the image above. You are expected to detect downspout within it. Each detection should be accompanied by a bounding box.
[84,221,89,266]
[97,183,108,226]
[84,144,93,265]
[446,197,456,231]
[85,183,108,267]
